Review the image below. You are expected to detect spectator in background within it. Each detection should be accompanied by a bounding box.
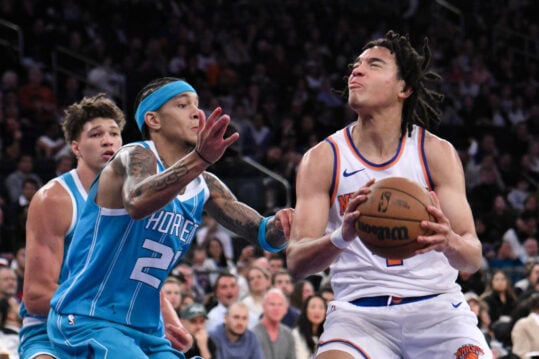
[524,238,539,263]
[161,276,184,317]
[181,303,216,359]
[8,178,40,235]
[207,272,258,332]
[289,280,315,313]
[10,246,24,302]
[210,301,264,359]
[0,267,17,304]
[171,261,206,305]
[0,297,19,359]
[4,155,42,206]
[242,265,272,320]
[514,262,539,299]
[503,210,538,264]
[196,212,234,260]
[292,294,326,359]
[35,122,69,161]
[16,65,56,125]
[511,294,539,359]
[480,270,519,323]
[272,269,300,328]
[464,292,493,350]
[488,240,525,284]
[253,288,295,359]
[242,113,272,162]
[268,253,285,275]
[203,237,237,286]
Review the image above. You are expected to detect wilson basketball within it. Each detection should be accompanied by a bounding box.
[355,177,435,259]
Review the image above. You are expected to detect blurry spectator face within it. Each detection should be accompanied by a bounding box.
[524,238,538,257]
[320,290,334,303]
[302,281,315,301]
[162,281,182,310]
[491,271,509,292]
[225,303,249,337]
[273,273,293,296]
[0,268,17,298]
[529,264,539,285]
[247,267,270,294]
[176,265,194,288]
[215,276,239,307]
[22,181,39,200]
[184,315,206,334]
[262,290,288,323]
[269,258,284,274]
[306,296,326,326]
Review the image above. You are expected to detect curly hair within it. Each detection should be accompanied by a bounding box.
[360,30,444,136]
[62,93,125,143]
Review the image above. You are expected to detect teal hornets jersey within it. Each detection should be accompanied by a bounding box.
[50,141,209,330]
[20,169,87,323]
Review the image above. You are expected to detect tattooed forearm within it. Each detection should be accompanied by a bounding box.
[204,172,261,242]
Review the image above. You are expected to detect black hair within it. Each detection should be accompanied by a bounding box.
[360,30,444,136]
[133,77,181,139]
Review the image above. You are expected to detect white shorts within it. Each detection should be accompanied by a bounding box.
[316,292,492,359]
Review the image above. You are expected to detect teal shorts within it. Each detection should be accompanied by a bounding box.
[47,310,186,359]
[19,320,59,359]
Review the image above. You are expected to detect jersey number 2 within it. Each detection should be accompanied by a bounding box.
[130,239,177,288]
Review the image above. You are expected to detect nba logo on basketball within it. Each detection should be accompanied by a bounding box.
[377,191,391,212]
[455,344,484,359]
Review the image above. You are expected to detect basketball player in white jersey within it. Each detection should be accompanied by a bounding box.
[287,31,492,358]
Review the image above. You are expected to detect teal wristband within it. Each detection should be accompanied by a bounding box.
[257,216,287,253]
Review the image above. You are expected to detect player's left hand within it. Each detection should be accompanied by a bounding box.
[166,324,193,352]
[415,191,455,254]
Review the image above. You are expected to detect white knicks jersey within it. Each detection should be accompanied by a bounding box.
[325,124,460,301]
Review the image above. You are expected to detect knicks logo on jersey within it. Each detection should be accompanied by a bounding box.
[337,192,354,216]
[455,344,485,359]
[145,210,200,244]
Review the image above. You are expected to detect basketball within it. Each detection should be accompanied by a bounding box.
[355,177,435,259]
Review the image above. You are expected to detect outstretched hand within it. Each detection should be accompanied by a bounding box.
[195,107,240,164]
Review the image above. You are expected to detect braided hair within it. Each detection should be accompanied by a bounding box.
[362,30,443,136]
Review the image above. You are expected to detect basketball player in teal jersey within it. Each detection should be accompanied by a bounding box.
[287,31,492,358]
[19,94,125,359]
[48,78,293,358]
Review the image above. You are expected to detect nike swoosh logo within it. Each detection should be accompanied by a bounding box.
[343,168,365,177]
[451,302,463,308]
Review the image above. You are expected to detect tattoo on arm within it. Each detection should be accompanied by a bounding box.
[203,172,261,241]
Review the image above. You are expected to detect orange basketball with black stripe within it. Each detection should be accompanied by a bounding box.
[355,177,435,259]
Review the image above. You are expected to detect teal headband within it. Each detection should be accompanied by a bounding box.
[134,80,197,131]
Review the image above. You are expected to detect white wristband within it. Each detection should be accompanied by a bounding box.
[330,228,349,249]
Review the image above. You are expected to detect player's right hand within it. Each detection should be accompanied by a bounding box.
[195,107,239,164]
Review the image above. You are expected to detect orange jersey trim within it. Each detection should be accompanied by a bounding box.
[318,339,371,359]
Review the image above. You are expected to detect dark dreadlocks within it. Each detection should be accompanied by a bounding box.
[360,30,444,136]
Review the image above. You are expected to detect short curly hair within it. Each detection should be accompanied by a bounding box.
[62,93,125,143]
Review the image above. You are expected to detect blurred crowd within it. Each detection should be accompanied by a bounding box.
[1,0,539,357]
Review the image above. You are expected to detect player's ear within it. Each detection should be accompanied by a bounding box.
[398,85,413,100]
[71,141,81,158]
[145,111,162,130]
